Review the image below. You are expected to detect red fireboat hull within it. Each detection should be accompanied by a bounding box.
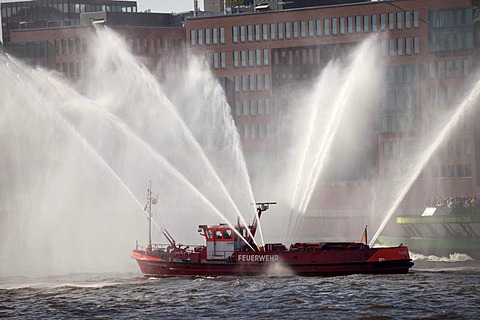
[132,246,413,277]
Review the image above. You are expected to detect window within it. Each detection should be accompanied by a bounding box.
[251,124,257,140]
[256,49,261,66]
[213,28,218,44]
[240,26,246,42]
[221,52,226,69]
[55,39,61,55]
[233,51,239,68]
[340,17,345,34]
[262,24,268,40]
[363,15,369,32]
[258,99,263,114]
[413,10,419,28]
[332,18,338,35]
[242,76,247,92]
[308,20,314,37]
[244,124,249,140]
[356,16,361,33]
[316,19,322,36]
[389,39,395,56]
[235,101,241,116]
[68,38,74,54]
[205,28,211,45]
[405,37,411,55]
[198,29,203,45]
[397,12,403,29]
[405,11,411,29]
[248,50,254,66]
[347,17,353,33]
[437,61,444,78]
[265,98,271,115]
[300,21,306,38]
[380,14,386,31]
[278,22,284,39]
[248,25,253,41]
[256,74,262,90]
[220,27,225,44]
[255,24,261,41]
[263,48,269,65]
[293,21,299,38]
[232,26,238,43]
[324,18,330,35]
[190,30,196,45]
[213,52,219,69]
[241,50,246,67]
[250,99,256,115]
[372,15,377,32]
[264,74,270,90]
[388,13,394,30]
[243,100,249,116]
[270,23,276,40]
[397,38,403,55]
[234,76,240,92]
[414,36,419,54]
[285,22,291,39]
[249,75,255,91]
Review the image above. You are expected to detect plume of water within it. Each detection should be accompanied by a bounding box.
[283,37,381,243]
[369,77,480,246]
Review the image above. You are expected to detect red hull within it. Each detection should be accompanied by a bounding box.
[132,246,413,277]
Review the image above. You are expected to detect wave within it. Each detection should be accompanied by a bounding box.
[410,251,474,262]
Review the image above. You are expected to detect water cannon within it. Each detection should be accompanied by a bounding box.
[255,201,277,212]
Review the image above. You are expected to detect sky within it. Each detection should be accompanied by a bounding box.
[0,0,203,13]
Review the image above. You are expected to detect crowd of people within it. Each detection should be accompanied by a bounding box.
[425,195,480,209]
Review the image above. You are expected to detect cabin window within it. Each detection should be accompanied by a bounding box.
[223,229,233,240]
[206,229,213,239]
[215,230,223,239]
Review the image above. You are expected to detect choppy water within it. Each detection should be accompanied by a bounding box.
[1,259,480,319]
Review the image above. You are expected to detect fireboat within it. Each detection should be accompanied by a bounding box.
[132,185,414,277]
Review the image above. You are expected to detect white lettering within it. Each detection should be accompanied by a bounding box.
[237,254,280,263]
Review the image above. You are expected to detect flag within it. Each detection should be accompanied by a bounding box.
[361,225,368,244]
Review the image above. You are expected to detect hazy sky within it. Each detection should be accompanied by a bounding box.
[0,0,202,13]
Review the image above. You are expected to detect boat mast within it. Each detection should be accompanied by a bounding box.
[146,180,158,249]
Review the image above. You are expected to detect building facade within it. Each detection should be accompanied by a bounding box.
[184,0,480,209]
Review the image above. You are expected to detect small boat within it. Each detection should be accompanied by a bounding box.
[132,185,414,277]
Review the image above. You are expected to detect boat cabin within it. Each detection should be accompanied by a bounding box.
[198,223,250,260]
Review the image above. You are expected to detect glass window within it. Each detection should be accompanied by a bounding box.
[324,18,330,35]
[198,29,203,45]
[265,98,271,115]
[263,48,269,65]
[240,26,246,42]
[340,17,345,34]
[213,28,218,44]
[234,76,239,92]
[205,28,211,45]
[405,37,411,55]
[243,100,248,116]
[380,14,386,31]
[308,20,314,37]
[241,50,246,67]
[190,30,196,46]
[264,73,270,90]
[301,21,306,38]
[235,101,241,116]
[248,50,254,66]
[397,38,403,55]
[414,36,419,54]
[256,74,262,90]
[258,99,263,114]
[372,15,377,32]
[221,52,226,69]
[262,24,268,40]
[332,18,338,35]
[232,26,238,43]
[250,99,256,115]
[278,22,284,39]
[249,75,255,91]
[213,52,219,69]
[363,15,369,32]
[285,22,291,39]
[270,23,276,40]
[233,51,239,68]
[256,49,261,66]
[405,11,411,29]
[255,24,261,41]
[248,25,253,41]
[316,19,322,36]
[347,17,353,33]
[243,124,249,140]
[251,124,257,140]
[356,16,361,33]
[397,12,403,29]
[389,39,395,56]
[293,21,299,38]
[220,27,225,44]
[242,75,247,92]
[413,11,419,28]
[388,13,394,30]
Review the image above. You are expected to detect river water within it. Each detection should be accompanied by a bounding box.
[1,257,479,319]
